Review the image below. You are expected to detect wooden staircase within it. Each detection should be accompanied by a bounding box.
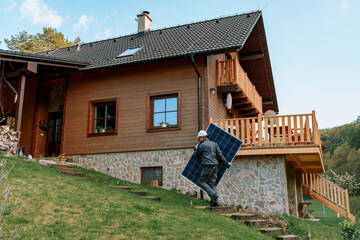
[302,174,355,221]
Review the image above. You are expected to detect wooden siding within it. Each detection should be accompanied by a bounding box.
[63,57,206,155]
[207,54,227,121]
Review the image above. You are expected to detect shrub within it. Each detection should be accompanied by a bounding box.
[340,220,360,240]
[349,196,360,218]
[327,170,360,196]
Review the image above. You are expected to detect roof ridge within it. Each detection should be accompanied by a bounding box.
[45,10,261,53]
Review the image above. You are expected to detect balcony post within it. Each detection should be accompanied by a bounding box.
[257,114,263,146]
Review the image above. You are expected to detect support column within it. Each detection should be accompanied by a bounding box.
[286,165,298,217]
[296,171,304,217]
[15,73,26,131]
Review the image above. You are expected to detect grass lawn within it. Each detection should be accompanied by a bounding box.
[0,155,352,239]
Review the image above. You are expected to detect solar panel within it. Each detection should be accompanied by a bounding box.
[181,123,243,188]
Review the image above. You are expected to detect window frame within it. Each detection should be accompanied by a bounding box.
[88,98,119,137]
[146,90,182,132]
[141,166,163,186]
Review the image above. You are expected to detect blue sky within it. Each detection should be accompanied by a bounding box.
[0,0,359,128]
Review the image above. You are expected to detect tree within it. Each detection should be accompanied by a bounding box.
[4,27,82,53]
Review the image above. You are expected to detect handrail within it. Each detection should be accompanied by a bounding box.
[211,111,321,147]
[302,173,354,221]
[216,57,263,114]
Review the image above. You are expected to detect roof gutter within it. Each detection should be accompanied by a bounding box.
[190,53,201,132]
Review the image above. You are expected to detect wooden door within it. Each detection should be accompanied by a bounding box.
[47,111,63,156]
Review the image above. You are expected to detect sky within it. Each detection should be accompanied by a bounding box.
[0,0,359,129]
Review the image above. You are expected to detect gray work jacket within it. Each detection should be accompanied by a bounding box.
[194,138,228,166]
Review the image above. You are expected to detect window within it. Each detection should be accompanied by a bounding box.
[117,46,143,58]
[146,91,182,132]
[141,167,163,186]
[88,98,119,136]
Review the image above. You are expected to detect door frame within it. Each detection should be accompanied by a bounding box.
[31,75,68,157]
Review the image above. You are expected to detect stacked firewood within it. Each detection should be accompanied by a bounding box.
[0,126,20,155]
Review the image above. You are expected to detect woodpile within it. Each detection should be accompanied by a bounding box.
[0,126,21,155]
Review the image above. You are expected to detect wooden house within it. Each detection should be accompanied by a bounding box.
[0,11,354,220]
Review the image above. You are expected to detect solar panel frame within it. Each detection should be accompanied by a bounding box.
[181,123,243,188]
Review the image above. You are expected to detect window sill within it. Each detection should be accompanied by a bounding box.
[146,126,181,133]
[87,131,118,137]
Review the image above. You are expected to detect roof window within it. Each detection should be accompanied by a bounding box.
[117,46,143,57]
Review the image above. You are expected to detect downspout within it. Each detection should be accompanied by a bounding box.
[190,53,204,200]
[190,54,201,132]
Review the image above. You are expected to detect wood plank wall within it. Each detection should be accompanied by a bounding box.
[63,57,206,155]
[207,54,227,121]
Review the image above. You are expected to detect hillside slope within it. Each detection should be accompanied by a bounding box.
[1,156,345,239]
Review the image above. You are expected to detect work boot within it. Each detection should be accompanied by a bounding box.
[210,196,220,207]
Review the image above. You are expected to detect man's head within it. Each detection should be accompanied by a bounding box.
[197,130,208,142]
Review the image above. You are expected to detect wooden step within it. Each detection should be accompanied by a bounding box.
[258,227,283,236]
[245,219,268,228]
[209,206,237,214]
[222,213,258,221]
[111,186,131,190]
[60,171,84,177]
[276,235,299,240]
[129,190,147,196]
[57,168,79,172]
[144,196,160,201]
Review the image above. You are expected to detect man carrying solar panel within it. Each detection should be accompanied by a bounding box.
[194,130,231,206]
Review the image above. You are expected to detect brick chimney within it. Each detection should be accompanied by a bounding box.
[137,11,152,33]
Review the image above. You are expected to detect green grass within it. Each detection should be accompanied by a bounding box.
[1,156,352,239]
[2,156,269,239]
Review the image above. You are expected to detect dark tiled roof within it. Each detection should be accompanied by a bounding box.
[0,49,89,65]
[39,11,261,71]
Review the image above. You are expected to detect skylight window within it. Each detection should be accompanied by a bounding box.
[117,46,143,57]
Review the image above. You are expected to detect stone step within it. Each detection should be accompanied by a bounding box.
[56,167,79,172]
[129,190,147,196]
[144,196,160,201]
[221,213,258,221]
[111,186,131,190]
[245,219,268,228]
[75,176,91,181]
[60,171,84,177]
[194,206,209,210]
[276,235,299,240]
[258,227,283,236]
[209,206,237,214]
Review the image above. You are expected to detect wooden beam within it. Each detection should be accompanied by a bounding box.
[262,101,273,106]
[217,84,239,93]
[1,76,18,100]
[239,53,265,61]
[27,61,37,74]
[232,98,249,105]
[290,154,307,174]
[234,103,253,110]
[15,73,26,131]
[238,109,257,115]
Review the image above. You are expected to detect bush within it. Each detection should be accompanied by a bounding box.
[349,196,360,219]
[340,220,360,240]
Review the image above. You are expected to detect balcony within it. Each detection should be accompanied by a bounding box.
[216,57,263,116]
[210,111,324,174]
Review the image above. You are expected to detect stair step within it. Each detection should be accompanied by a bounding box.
[129,190,147,196]
[194,206,209,210]
[144,196,160,201]
[209,206,237,214]
[60,171,84,176]
[111,186,131,190]
[75,176,91,180]
[258,227,283,236]
[56,168,79,172]
[222,213,258,221]
[276,235,299,240]
[245,219,268,228]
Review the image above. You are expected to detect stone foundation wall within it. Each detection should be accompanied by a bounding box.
[0,126,20,155]
[70,150,289,215]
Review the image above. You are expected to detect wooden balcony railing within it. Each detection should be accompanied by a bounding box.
[211,111,321,147]
[216,57,263,114]
[302,173,355,221]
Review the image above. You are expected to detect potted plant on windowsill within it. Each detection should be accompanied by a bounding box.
[159,121,167,128]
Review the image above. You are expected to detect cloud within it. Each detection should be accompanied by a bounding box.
[73,14,94,30]
[105,28,111,38]
[338,0,351,10]
[0,0,16,12]
[20,0,63,27]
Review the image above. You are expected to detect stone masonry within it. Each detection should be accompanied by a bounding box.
[71,150,289,215]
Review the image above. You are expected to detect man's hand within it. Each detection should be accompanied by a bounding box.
[194,143,199,151]
[225,162,232,168]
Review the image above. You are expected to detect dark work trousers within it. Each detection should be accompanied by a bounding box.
[199,165,218,201]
